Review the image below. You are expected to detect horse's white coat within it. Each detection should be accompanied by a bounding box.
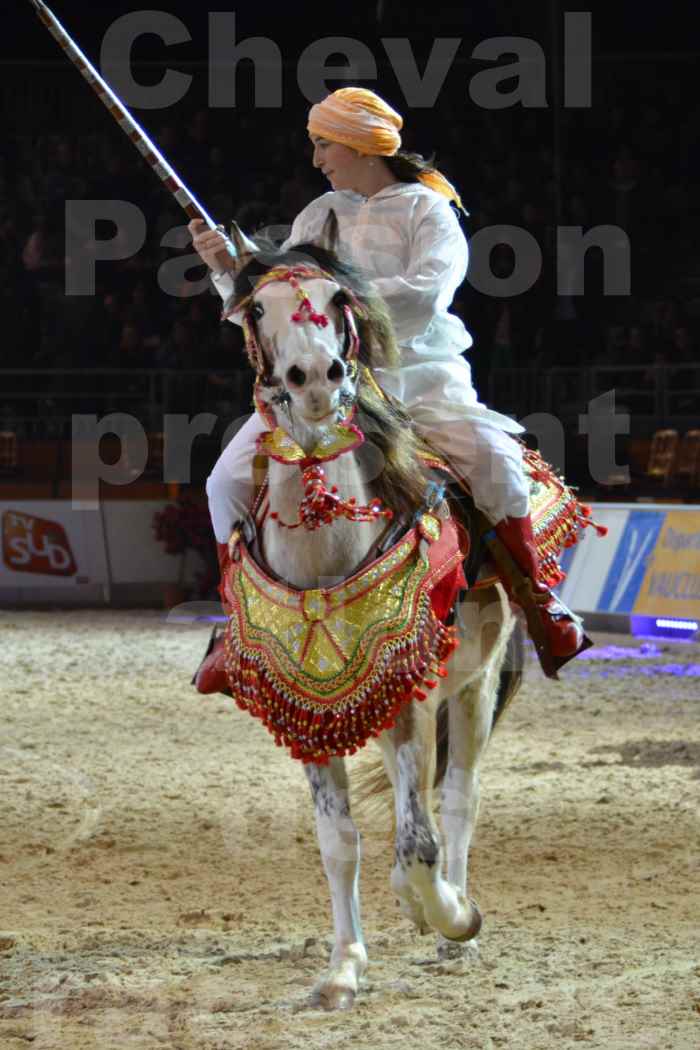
[251,273,515,1010]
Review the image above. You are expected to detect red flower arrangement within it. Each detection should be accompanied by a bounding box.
[153,495,218,598]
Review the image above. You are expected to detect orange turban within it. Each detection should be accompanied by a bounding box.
[308,87,403,156]
[307,87,465,213]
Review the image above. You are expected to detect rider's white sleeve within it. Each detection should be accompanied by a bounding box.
[210,271,236,318]
[370,200,468,346]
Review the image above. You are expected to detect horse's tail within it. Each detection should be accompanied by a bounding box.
[351,754,392,818]
[352,623,525,816]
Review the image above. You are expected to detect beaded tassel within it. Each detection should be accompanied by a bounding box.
[271,463,393,531]
[223,592,459,765]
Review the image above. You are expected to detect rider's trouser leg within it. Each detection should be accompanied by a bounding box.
[206,411,268,543]
[412,416,589,675]
[195,413,268,695]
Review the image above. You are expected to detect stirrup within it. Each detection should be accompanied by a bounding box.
[522,589,592,680]
[192,626,231,696]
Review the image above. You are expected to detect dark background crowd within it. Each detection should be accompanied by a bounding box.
[1,2,698,465]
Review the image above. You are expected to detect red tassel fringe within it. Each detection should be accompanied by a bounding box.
[223,596,459,765]
[522,448,608,588]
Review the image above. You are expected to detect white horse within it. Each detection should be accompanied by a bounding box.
[218,222,520,1010]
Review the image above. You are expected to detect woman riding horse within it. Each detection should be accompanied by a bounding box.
[189,87,588,672]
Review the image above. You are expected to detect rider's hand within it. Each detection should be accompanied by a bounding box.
[188,219,234,273]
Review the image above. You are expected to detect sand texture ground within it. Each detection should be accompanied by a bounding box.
[1,610,698,1049]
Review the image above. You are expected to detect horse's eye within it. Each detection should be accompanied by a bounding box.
[331,289,347,309]
[250,302,264,320]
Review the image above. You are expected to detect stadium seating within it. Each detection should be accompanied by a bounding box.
[645,429,679,485]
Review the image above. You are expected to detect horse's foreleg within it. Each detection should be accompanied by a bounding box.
[379,704,481,943]
[441,674,497,899]
[437,589,513,956]
[304,758,366,1011]
[435,678,495,958]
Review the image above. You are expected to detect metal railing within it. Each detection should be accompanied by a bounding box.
[0,368,254,439]
[488,364,700,424]
[0,364,698,440]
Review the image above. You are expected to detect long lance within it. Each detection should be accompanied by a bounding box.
[26,0,256,261]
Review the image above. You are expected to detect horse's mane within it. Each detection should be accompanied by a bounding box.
[235,243,430,519]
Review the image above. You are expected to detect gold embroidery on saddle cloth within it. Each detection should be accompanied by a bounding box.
[417,445,605,589]
[523,448,607,586]
[222,522,463,765]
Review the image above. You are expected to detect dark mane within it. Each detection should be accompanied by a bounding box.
[235,242,430,518]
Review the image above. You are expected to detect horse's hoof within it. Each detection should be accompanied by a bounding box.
[311,986,356,1011]
[437,935,480,963]
[443,898,482,943]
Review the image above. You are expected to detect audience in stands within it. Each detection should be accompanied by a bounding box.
[2,62,698,439]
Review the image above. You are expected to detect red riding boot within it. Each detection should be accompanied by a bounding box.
[192,541,231,695]
[491,514,592,677]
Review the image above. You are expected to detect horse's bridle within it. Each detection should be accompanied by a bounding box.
[229,264,365,400]
[226,264,394,531]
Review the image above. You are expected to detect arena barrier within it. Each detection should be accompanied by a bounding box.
[0,500,205,606]
[557,503,700,637]
[1,501,699,637]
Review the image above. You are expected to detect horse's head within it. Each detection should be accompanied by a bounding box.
[225,216,398,450]
[242,265,361,438]
[225,216,427,520]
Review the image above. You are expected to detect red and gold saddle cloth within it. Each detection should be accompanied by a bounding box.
[521,447,604,586]
[221,514,466,765]
[420,444,605,589]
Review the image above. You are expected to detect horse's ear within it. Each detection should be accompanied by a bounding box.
[318,209,339,254]
[228,220,260,273]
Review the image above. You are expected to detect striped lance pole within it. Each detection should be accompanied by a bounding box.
[26,0,257,260]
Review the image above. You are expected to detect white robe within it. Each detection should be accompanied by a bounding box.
[207,182,528,542]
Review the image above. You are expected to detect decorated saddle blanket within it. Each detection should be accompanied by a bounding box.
[221,513,465,765]
[419,444,601,590]
[214,443,600,765]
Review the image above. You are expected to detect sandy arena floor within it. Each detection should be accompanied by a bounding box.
[0,610,698,1049]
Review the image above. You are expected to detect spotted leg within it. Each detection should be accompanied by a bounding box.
[378,702,481,943]
[304,758,367,1010]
